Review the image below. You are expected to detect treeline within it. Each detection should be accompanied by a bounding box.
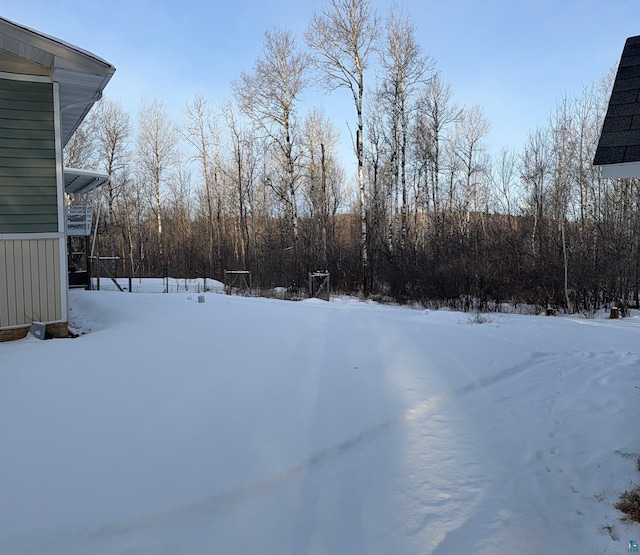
[65,0,636,313]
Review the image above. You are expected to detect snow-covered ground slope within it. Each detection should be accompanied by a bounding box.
[1,288,639,554]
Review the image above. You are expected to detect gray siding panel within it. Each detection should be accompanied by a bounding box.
[0,184,58,194]
[0,156,56,168]
[0,242,7,326]
[0,98,53,112]
[0,238,62,327]
[0,136,56,150]
[0,195,58,207]
[0,167,56,178]
[21,240,33,325]
[0,218,58,233]
[0,78,57,234]
[0,84,53,103]
[0,105,54,121]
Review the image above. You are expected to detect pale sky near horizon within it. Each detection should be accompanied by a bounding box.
[3,0,640,171]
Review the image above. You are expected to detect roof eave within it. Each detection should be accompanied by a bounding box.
[0,16,114,72]
[0,16,115,146]
[598,161,640,179]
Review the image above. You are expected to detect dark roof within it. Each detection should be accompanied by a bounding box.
[594,35,640,170]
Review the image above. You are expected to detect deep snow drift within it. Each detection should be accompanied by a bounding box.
[1,284,640,554]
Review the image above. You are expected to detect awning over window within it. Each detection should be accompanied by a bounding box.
[64,168,108,195]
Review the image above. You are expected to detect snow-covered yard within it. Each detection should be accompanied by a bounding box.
[1,287,639,554]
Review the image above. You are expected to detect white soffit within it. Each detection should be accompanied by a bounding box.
[64,168,109,195]
[601,162,640,179]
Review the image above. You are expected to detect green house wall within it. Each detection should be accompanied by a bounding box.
[0,78,57,233]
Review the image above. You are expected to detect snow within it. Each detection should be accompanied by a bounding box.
[1,286,640,554]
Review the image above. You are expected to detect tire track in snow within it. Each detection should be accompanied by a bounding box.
[404,351,557,421]
[50,351,563,544]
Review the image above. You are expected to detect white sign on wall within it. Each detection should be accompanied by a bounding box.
[67,206,93,236]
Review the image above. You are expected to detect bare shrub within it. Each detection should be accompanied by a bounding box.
[615,486,640,522]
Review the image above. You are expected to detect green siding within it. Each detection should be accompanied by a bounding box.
[0,85,53,103]
[0,78,57,234]
[0,137,56,150]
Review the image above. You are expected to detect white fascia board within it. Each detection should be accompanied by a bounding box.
[53,81,69,320]
[0,232,64,240]
[600,162,640,179]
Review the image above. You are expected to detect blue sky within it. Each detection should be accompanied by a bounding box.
[4,0,640,165]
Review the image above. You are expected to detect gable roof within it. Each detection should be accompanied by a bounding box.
[0,16,115,147]
[593,35,640,178]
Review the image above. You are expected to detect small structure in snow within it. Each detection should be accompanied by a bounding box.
[224,270,252,296]
[309,271,330,301]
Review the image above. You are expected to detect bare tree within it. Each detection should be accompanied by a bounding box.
[363,92,393,259]
[550,98,580,312]
[93,99,132,273]
[520,126,551,262]
[233,28,309,285]
[64,108,98,169]
[137,99,178,287]
[454,105,490,234]
[183,95,222,276]
[451,104,490,303]
[306,0,379,293]
[165,161,194,276]
[301,106,343,268]
[220,100,255,271]
[378,4,432,253]
[414,73,461,247]
[491,146,519,232]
